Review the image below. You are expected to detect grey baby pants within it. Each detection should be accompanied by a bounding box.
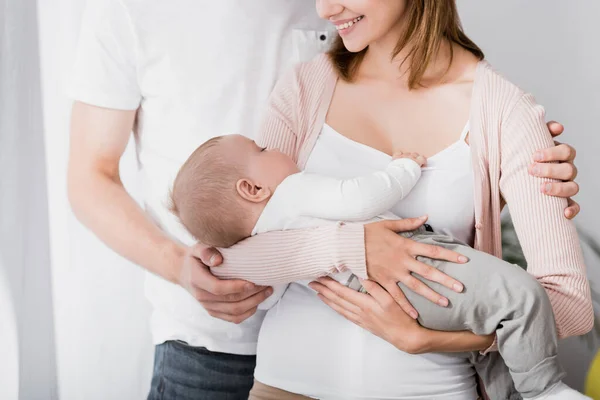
[348,230,565,400]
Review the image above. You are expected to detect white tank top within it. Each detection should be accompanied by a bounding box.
[255,123,477,400]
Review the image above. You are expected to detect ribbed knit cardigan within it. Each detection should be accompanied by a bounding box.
[215,54,593,339]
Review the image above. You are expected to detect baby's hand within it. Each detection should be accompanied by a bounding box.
[393,151,427,167]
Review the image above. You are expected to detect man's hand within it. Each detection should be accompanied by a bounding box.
[529,121,580,219]
[178,244,272,324]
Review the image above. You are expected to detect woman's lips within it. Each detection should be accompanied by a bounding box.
[334,16,364,34]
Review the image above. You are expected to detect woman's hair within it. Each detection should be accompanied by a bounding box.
[328,0,484,89]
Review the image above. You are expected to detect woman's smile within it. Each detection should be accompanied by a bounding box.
[333,15,364,36]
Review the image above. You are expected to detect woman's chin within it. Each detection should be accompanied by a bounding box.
[343,41,368,53]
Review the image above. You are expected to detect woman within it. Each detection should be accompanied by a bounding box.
[217,0,593,399]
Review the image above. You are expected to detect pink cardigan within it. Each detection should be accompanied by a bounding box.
[215,54,593,339]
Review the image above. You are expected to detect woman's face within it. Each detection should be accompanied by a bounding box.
[316,0,408,52]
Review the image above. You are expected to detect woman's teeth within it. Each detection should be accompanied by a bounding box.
[335,16,363,31]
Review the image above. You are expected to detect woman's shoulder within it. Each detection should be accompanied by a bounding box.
[475,61,550,145]
[474,61,534,119]
[275,53,336,94]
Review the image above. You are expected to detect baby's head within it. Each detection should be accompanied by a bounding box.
[170,134,298,247]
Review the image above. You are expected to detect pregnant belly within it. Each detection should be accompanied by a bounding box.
[254,283,478,400]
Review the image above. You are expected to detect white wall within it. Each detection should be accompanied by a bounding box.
[32,1,599,399]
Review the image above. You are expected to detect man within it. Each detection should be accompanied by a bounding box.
[67,1,581,399]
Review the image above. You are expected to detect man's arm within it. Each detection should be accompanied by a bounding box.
[68,102,270,323]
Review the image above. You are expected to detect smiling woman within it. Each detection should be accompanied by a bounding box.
[322,0,483,88]
[228,0,594,399]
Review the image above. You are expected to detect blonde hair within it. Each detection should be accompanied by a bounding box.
[169,137,249,248]
[328,0,484,89]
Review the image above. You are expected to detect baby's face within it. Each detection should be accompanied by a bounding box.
[221,134,299,190]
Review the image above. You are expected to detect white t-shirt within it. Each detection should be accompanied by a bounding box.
[253,158,422,309]
[69,0,335,355]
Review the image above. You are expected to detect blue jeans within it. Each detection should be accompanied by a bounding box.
[148,341,256,400]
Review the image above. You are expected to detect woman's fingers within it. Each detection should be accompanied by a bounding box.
[541,181,579,198]
[381,280,418,318]
[382,216,428,233]
[410,258,464,293]
[317,294,362,325]
[529,162,578,181]
[412,242,469,264]
[309,277,367,314]
[401,266,449,307]
[360,279,403,312]
[565,198,580,219]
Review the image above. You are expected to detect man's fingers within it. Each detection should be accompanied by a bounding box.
[194,285,269,303]
[383,216,427,233]
[412,242,469,264]
[194,268,256,296]
[534,143,575,162]
[546,120,564,137]
[529,162,578,181]
[201,287,273,316]
[565,198,580,220]
[541,181,579,198]
[192,244,223,267]
[206,307,258,324]
[382,281,418,319]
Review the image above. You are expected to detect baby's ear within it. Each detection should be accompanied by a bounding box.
[236,178,271,203]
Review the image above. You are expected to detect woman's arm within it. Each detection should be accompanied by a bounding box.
[500,94,593,338]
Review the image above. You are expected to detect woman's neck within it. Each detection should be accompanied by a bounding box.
[360,35,456,87]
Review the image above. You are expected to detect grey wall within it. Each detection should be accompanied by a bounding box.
[458,0,600,391]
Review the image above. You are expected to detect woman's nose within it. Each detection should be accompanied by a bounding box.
[315,0,345,20]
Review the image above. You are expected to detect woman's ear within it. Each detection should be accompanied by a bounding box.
[236,178,272,203]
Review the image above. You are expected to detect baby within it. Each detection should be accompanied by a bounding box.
[169,134,588,400]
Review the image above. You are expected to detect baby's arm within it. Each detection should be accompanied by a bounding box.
[292,155,423,222]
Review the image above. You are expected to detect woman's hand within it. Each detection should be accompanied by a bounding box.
[364,217,467,319]
[529,121,580,219]
[179,243,272,324]
[310,277,495,354]
[309,277,427,354]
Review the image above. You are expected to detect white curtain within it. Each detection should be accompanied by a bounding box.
[0,1,598,399]
[0,0,58,399]
[2,0,152,399]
